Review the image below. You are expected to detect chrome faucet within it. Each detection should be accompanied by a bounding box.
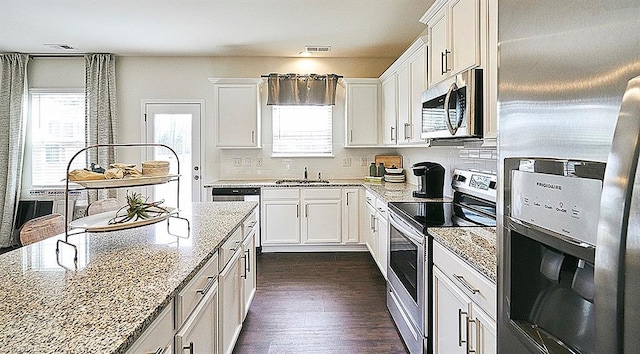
[304,167,308,180]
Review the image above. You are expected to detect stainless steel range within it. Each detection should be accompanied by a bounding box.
[386,169,497,353]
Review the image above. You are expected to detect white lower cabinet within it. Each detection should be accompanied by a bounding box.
[126,304,173,354]
[433,242,496,354]
[261,187,363,249]
[219,246,244,354]
[363,190,388,278]
[301,188,342,244]
[175,280,218,354]
[242,219,257,320]
[342,188,360,243]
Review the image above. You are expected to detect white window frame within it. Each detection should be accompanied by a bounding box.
[24,88,86,191]
[271,105,334,158]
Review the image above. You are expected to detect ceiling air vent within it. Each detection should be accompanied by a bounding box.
[304,46,331,53]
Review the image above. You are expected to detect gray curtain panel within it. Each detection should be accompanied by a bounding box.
[0,53,29,247]
[85,54,118,201]
[267,73,339,106]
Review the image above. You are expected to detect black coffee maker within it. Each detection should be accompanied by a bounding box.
[411,162,445,198]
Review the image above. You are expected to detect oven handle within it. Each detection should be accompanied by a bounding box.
[389,212,424,245]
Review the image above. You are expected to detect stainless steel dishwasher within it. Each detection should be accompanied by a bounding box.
[210,187,261,248]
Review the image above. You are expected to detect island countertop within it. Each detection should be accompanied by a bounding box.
[0,201,257,353]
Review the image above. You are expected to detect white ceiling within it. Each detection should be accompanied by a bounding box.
[0,0,432,58]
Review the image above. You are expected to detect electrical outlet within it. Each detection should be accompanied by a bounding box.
[232,158,242,167]
[342,157,352,167]
[244,158,252,167]
[256,158,262,167]
[361,157,368,166]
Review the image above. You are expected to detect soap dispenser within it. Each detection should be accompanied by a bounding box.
[369,162,377,177]
[377,163,385,177]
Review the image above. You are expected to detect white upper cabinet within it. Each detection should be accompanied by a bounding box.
[380,37,428,146]
[381,74,398,145]
[210,78,261,148]
[423,0,481,87]
[344,79,380,147]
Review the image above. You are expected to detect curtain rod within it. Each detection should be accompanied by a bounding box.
[260,74,343,78]
[29,54,85,58]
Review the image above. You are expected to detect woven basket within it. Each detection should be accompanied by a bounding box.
[142,160,170,176]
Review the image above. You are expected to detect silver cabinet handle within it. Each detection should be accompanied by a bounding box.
[241,254,247,279]
[346,192,350,206]
[390,126,395,141]
[442,49,451,74]
[296,204,299,218]
[441,51,446,75]
[350,129,353,143]
[458,309,468,347]
[196,276,216,295]
[404,123,411,140]
[305,204,309,217]
[372,216,377,233]
[466,317,478,354]
[183,342,193,354]
[454,274,480,294]
[251,130,255,144]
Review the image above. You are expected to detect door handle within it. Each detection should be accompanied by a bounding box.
[404,123,411,140]
[458,309,468,347]
[251,130,255,143]
[390,126,395,141]
[466,317,478,354]
[442,50,451,74]
[183,342,193,354]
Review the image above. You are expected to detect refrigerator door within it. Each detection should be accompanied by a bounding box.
[595,75,640,353]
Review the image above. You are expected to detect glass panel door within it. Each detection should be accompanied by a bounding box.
[145,103,202,209]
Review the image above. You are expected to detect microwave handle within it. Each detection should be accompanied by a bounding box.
[443,82,460,135]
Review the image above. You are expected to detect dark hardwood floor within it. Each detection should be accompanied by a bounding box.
[233,252,408,354]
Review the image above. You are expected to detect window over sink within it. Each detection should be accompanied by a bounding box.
[271,105,333,157]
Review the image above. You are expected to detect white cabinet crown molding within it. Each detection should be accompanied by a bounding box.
[379,35,428,82]
[420,0,448,24]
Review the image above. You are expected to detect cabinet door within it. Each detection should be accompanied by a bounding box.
[450,0,480,74]
[396,63,411,143]
[219,251,243,354]
[126,304,173,354]
[302,199,342,243]
[345,80,380,146]
[242,232,257,320]
[428,8,449,87]
[262,201,300,244]
[409,47,427,144]
[342,189,360,243]
[381,75,398,145]
[433,266,473,354]
[377,214,389,279]
[365,202,378,259]
[175,281,217,354]
[214,82,260,148]
[470,304,497,354]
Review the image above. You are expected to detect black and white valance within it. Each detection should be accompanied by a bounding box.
[266,73,340,106]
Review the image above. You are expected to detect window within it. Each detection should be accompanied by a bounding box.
[29,91,86,187]
[272,105,333,156]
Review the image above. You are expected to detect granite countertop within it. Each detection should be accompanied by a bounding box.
[0,201,257,353]
[428,227,497,282]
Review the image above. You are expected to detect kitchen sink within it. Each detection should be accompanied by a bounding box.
[275,179,330,185]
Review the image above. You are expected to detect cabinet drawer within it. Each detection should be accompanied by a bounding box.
[375,198,388,220]
[126,303,173,354]
[433,242,496,318]
[302,188,341,199]
[220,227,243,270]
[175,252,218,330]
[243,209,258,239]
[262,188,300,200]
[365,190,376,206]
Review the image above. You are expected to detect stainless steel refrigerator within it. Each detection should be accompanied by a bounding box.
[497,1,640,353]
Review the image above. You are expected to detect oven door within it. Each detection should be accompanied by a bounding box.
[387,211,425,353]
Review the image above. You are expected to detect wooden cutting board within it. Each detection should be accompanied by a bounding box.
[375,155,403,168]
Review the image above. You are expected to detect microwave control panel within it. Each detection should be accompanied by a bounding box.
[510,170,603,246]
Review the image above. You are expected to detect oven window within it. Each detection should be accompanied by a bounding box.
[389,223,418,303]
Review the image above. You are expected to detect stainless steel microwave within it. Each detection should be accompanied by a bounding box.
[421,68,483,140]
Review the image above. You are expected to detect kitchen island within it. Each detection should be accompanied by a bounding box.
[0,201,257,353]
